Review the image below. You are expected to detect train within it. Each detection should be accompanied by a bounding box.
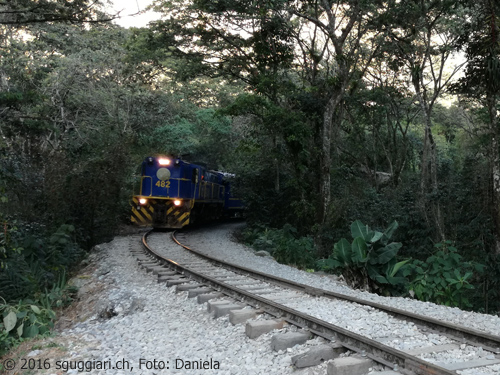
[131,156,244,228]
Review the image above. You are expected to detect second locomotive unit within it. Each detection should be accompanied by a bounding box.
[131,156,243,228]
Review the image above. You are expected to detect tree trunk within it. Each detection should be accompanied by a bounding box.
[417,95,445,241]
[318,96,334,225]
[318,91,344,225]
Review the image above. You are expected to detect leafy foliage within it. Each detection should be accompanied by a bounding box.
[0,222,78,354]
[0,283,76,356]
[244,224,315,269]
[0,267,76,355]
[0,0,111,25]
[408,242,484,309]
[0,223,82,303]
[318,220,409,295]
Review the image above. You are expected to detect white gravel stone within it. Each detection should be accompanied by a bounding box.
[55,234,323,375]
[458,364,500,375]
[182,223,500,338]
[48,223,500,375]
[173,223,500,375]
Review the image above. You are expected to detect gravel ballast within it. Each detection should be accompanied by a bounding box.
[50,234,329,375]
[182,223,500,338]
[178,223,500,375]
[8,223,500,375]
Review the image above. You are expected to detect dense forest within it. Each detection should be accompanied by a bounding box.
[1,0,500,355]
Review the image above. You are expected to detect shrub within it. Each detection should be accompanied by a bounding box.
[0,223,83,302]
[247,224,316,269]
[317,220,410,294]
[0,298,56,355]
[408,241,483,309]
[0,272,76,356]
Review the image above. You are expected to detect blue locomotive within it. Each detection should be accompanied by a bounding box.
[131,156,244,228]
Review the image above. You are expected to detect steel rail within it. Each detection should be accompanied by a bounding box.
[171,229,500,354]
[142,230,459,375]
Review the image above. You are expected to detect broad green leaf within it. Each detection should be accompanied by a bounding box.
[381,221,399,243]
[383,258,396,273]
[352,237,367,263]
[351,220,371,241]
[3,311,17,333]
[317,258,342,270]
[389,259,411,277]
[367,264,386,283]
[370,231,384,243]
[387,276,407,285]
[334,238,351,264]
[376,242,402,264]
[17,323,24,337]
[375,275,389,284]
[23,324,39,338]
[31,305,41,314]
[402,266,413,277]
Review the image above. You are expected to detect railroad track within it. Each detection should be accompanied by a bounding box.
[132,228,500,375]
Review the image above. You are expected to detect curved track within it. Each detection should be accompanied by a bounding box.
[135,228,500,375]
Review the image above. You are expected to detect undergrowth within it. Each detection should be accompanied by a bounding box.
[0,222,81,356]
[244,221,486,311]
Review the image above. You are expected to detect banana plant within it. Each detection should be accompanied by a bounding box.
[319,220,409,294]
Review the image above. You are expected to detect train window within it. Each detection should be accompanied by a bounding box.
[192,168,199,184]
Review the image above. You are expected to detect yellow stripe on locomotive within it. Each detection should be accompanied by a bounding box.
[131,196,191,229]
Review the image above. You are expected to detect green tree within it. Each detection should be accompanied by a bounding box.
[149,0,393,230]
[452,0,500,254]
[0,0,111,25]
[382,0,466,241]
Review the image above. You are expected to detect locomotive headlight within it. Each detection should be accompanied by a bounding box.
[173,199,182,206]
[139,198,148,205]
[158,158,171,166]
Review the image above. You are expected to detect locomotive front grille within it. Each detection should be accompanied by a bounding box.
[154,199,191,228]
[153,203,168,225]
